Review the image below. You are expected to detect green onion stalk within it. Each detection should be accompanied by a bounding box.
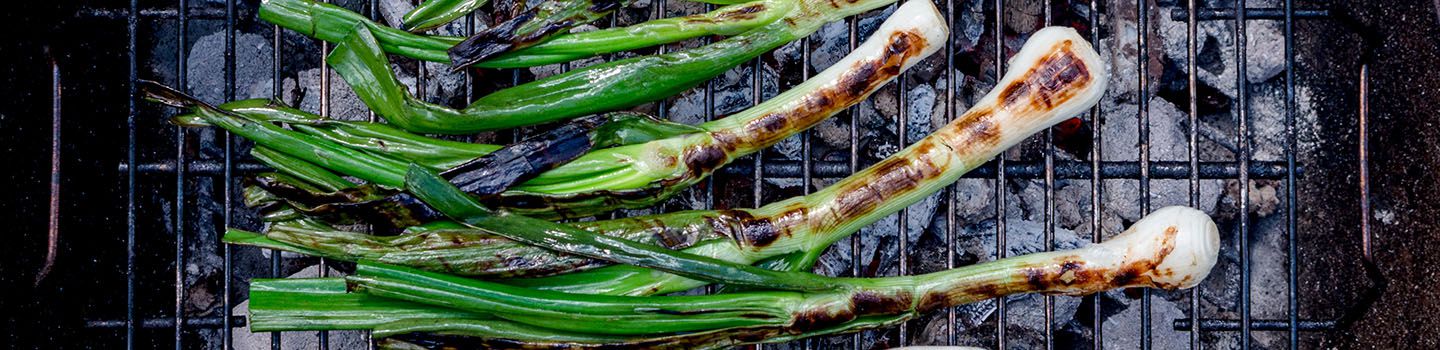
[261,0,791,69]
[320,0,893,133]
[251,205,1220,347]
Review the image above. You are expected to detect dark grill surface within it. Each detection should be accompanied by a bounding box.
[12,0,1393,348]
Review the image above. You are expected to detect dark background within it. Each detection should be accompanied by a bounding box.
[3,0,1438,348]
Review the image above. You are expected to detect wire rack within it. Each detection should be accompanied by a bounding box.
[66,0,1383,348]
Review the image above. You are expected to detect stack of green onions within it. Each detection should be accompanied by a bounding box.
[186,0,945,219]
[229,16,1118,296]
[265,0,895,132]
[133,0,1225,346]
[243,164,1219,348]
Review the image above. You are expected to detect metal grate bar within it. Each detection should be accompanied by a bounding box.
[747,3,768,347]
[313,0,332,348]
[269,4,286,349]
[222,0,238,348]
[125,0,139,347]
[78,7,231,19]
[1185,0,1204,348]
[1170,7,1328,21]
[1138,0,1155,348]
[943,0,958,345]
[700,0,729,341]
[653,0,670,119]
[703,0,718,258]
[1357,63,1373,325]
[1235,0,1254,346]
[88,317,247,328]
[173,0,189,347]
[798,8,816,350]
[992,0,1008,347]
[45,48,63,302]
[846,11,862,349]
[1174,319,1335,331]
[120,160,1301,179]
[1089,1,1105,348]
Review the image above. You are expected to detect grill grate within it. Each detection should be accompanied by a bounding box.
[69,0,1382,348]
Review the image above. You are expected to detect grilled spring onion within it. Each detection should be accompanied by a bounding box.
[325,0,890,133]
[358,206,1218,335]
[262,0,790,69]
[250,206,1219,346]
[183,6,944,219]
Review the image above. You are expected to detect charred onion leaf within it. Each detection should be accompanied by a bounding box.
[441,112,701,197]
[247,178,443,230]
[326,0,894,133]
[447,0,631,69]
[440,115,608,197]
